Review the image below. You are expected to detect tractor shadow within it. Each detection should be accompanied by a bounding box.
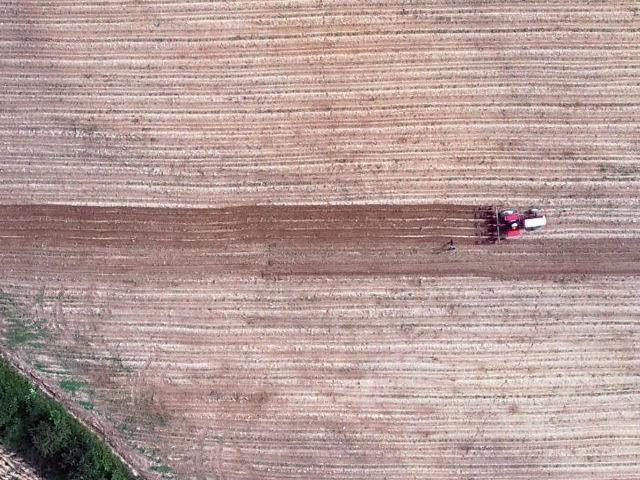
[474,206,500,244]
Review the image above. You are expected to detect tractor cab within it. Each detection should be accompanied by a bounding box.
[497,207,546,240]
[523,209,547,231]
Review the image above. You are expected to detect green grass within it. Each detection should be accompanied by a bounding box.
[34,289,45,306]
[151,464,174,474]
[108,355,133,374]
[0,290,48,348]
[137,445,162,460]
[78,400,94,411]
[59,378,86,394]
[0,358,133,480]
[116,418,135,440]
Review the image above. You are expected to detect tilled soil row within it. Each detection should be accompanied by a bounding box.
[2,204,639,281]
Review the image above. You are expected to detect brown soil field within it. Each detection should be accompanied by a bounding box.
[1,1,640,480]
[1,1,639,210]
[1,204,640,480]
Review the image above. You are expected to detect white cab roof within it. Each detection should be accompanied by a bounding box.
[524,216,546,229]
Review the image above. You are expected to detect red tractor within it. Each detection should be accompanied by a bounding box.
[497,208,546,239]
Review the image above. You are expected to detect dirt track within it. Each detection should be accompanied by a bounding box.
[2,204,640,281]
[0,444,41,480]
[1,1,640,479]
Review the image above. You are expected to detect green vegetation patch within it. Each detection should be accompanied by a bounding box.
[59,378,86,394]
[0,290,48,348]
[78,400,94,411]
[34,289,45,306]
[0,358,133,480]
[151,464,173,474]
